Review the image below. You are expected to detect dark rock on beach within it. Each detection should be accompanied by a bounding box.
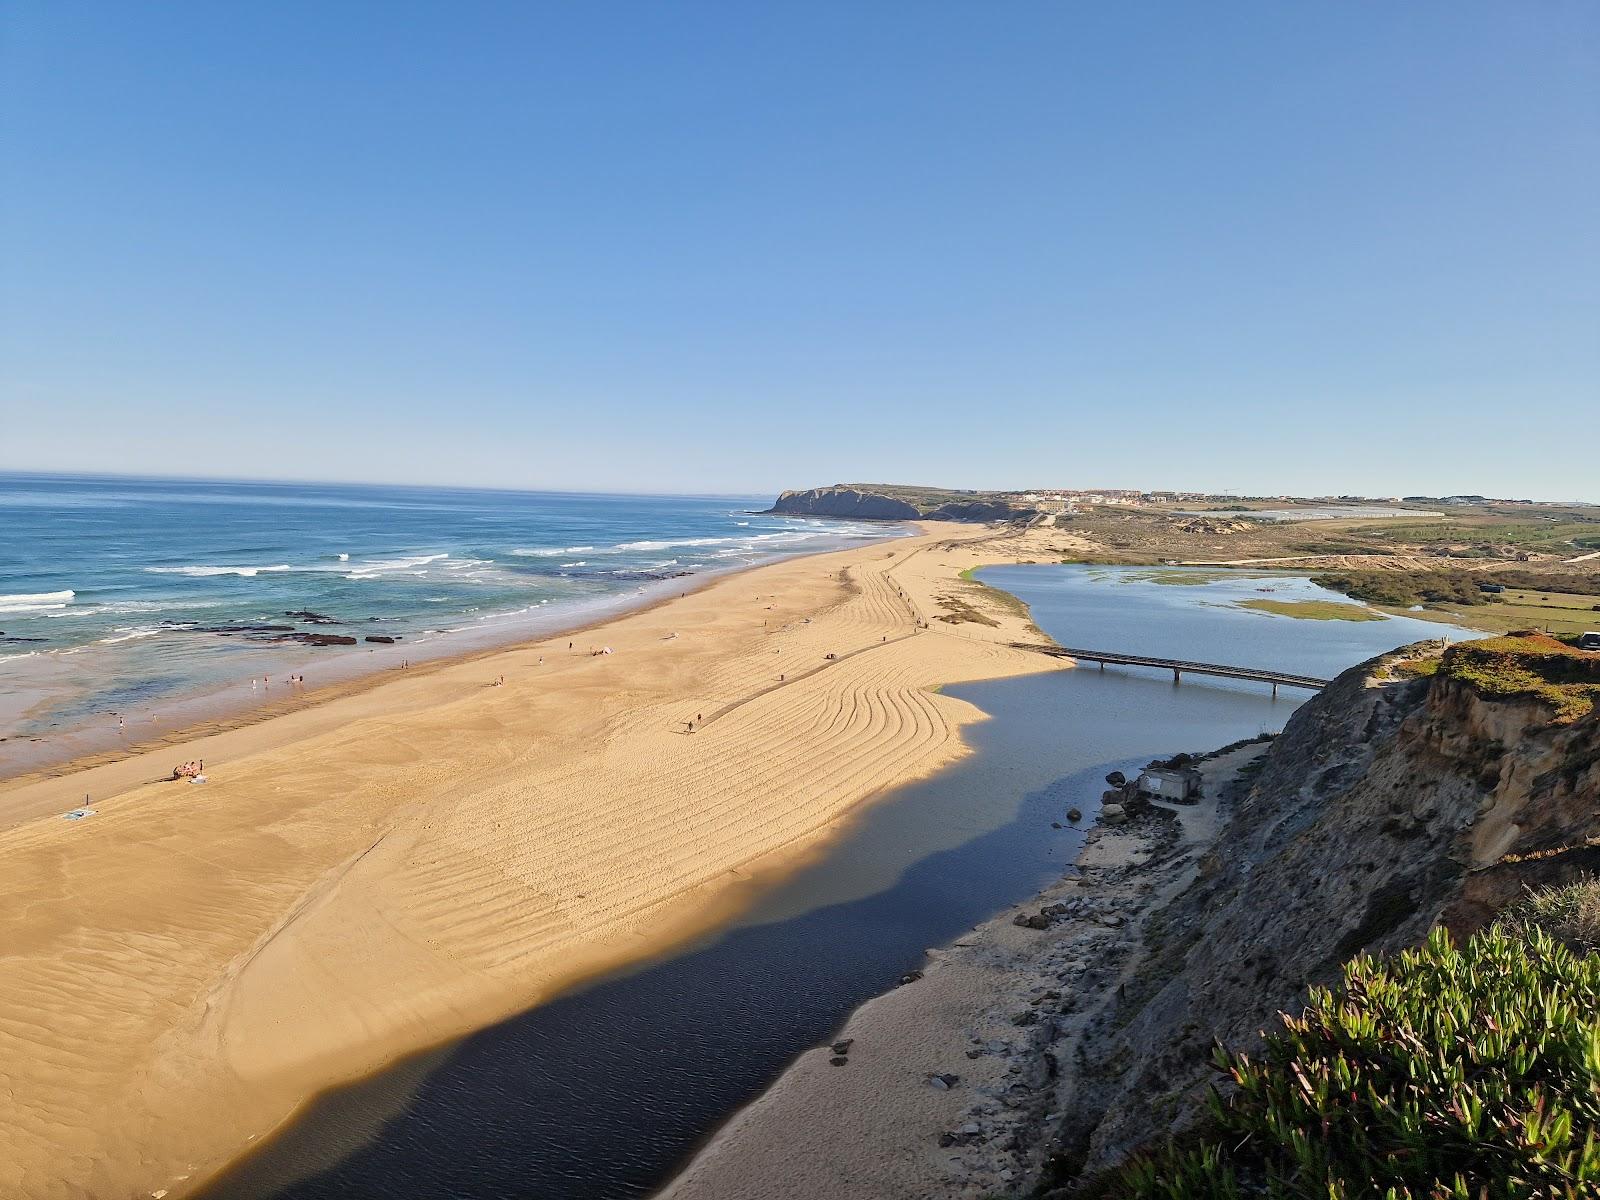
[364,635,400,643]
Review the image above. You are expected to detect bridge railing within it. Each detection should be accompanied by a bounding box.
[1011,643,1331,691]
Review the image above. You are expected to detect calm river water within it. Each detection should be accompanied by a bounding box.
[200,566,1461,1199]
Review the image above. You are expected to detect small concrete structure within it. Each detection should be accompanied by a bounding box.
[1137,766,1203,803]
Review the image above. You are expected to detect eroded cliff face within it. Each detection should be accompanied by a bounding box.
[1052,643,1600,1181]
[769,486,921,520]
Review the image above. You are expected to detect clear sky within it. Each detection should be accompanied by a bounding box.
[2,3,1596,500]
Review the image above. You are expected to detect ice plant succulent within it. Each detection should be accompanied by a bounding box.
[1119,923,1600,1198]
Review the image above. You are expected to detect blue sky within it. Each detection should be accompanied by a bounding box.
[2,3,1596,499]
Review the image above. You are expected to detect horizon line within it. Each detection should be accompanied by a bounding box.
[0,466,1592,509]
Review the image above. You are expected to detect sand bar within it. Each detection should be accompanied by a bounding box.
[0,521,1087,1200]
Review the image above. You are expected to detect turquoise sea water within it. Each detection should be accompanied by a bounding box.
[0,473,895,770]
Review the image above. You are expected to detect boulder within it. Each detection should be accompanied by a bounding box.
[1100,803,1127,826]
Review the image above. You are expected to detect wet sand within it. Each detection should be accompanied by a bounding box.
[0,520,1090,1200]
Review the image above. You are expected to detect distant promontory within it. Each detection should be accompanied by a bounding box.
[767,483,1036,523]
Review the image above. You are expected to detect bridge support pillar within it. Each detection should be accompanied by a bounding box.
[1098,661,1104,672]
[1272,682,1278,699]
[1173,668,1181,685]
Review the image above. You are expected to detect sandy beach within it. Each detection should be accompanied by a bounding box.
[0,520,1091,1200]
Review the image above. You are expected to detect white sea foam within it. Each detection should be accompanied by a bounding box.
[512,545,601,557]
[98,627,164,645]
[613,536,731,552]
[88,599,229,616]
[146,565,292,578]
[560,561,588,567]
[0,589,75,613]
[345,553,449,579]
[338,552,350,561]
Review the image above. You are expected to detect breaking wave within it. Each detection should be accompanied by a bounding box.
[146,564,292,578]
[0,589,75,613]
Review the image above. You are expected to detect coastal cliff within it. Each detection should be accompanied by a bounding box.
[657,630,1599,1200]
[1043,637,1600,1188]
[768,484,1037,523]
[768,486,921,520]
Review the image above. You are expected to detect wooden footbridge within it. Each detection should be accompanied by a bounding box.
[1013,643,1330,696]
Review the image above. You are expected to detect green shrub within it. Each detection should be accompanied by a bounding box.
[1116,925,1600,1199]
[1315,570,1600,610]
[1439,634,1600,721]
[1498,878,1600,957]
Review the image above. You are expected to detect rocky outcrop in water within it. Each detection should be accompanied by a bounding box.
[1040,641,1600,1188]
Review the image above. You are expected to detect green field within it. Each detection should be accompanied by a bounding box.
[1424,588,1600,636]
[1236,598,1385,622]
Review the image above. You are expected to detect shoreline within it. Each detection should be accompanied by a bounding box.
[0,535,908,796]
[658,741,1268,1200]
[0,519,1093,1200]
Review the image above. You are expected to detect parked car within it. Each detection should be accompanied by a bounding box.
[1579,631,1600,651]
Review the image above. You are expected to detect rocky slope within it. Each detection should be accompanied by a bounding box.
[768,484,1036,523]
[1040,639,1600,1188]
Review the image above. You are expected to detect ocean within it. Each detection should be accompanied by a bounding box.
[0,473,897,773]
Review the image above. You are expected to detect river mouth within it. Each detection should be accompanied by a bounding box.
[197,566,1461,1200]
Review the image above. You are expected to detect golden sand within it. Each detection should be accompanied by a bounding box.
[0,522,1084,1199]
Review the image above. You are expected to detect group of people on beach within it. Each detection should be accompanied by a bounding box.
[171,759,205,781]
[251,673,306,689]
